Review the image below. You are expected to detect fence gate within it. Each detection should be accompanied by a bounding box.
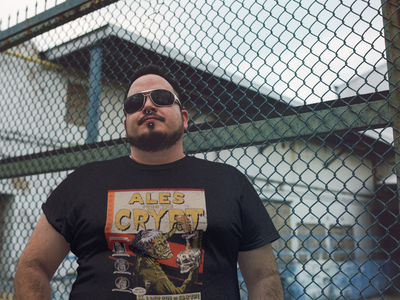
[0,0,399,299]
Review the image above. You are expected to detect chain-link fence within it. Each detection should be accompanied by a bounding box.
[0,0,399,299]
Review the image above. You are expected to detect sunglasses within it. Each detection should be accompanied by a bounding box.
[124,89,182,114]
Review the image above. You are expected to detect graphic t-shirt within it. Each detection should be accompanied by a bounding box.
[42,156,280,300]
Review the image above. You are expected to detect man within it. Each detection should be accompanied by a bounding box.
[14,65,283,299]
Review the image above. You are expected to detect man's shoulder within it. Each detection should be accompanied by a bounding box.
[185,155,243,174]
[73,156,129,175]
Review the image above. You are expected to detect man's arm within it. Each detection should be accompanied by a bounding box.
[238,243,284,300]
[14,213,71,300]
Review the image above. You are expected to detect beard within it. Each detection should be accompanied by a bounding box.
[127,123,184,152]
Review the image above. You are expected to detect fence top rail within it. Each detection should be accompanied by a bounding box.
[0,0,119,52]
[0,96,395,179]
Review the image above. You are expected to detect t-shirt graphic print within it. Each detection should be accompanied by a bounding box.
[105,188,207,299]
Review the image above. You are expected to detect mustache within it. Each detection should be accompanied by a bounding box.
[138,112,165,125]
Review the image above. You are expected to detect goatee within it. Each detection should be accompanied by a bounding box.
[127,126,184,152]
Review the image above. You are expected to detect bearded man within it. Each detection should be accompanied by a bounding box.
[15,65,283,300]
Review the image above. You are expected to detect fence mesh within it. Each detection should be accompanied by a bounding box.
[0,0,399,299]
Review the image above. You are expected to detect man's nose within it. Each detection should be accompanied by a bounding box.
[142,94,156,112]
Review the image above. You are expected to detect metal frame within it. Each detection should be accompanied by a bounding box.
[0,0,119,52]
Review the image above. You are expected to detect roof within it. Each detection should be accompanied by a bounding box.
[42,23,299,123]
[41,24,393,154]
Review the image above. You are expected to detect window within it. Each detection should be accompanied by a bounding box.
[296,223,329,263]
[65,82,88,126]
[330,225,355,261]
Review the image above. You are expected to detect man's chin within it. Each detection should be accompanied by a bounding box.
[127,130,183,152]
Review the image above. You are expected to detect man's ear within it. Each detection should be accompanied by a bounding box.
[124,119,127,137]
[182,110,189,130]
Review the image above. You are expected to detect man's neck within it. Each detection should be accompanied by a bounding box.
[129,144,185,165]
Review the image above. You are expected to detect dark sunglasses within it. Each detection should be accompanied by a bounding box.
[124,89,182,114]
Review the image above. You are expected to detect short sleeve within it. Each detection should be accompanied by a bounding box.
[42,171,77,243]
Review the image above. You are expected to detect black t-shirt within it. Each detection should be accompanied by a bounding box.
[43,156,280,299]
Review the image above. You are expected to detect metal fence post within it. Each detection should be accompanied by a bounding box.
[381,0,400,205]
[86,42,104,144]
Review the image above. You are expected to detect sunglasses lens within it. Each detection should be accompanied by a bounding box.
[124,94,144,114]
[151,89,175,106]
[124,89,177,114]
